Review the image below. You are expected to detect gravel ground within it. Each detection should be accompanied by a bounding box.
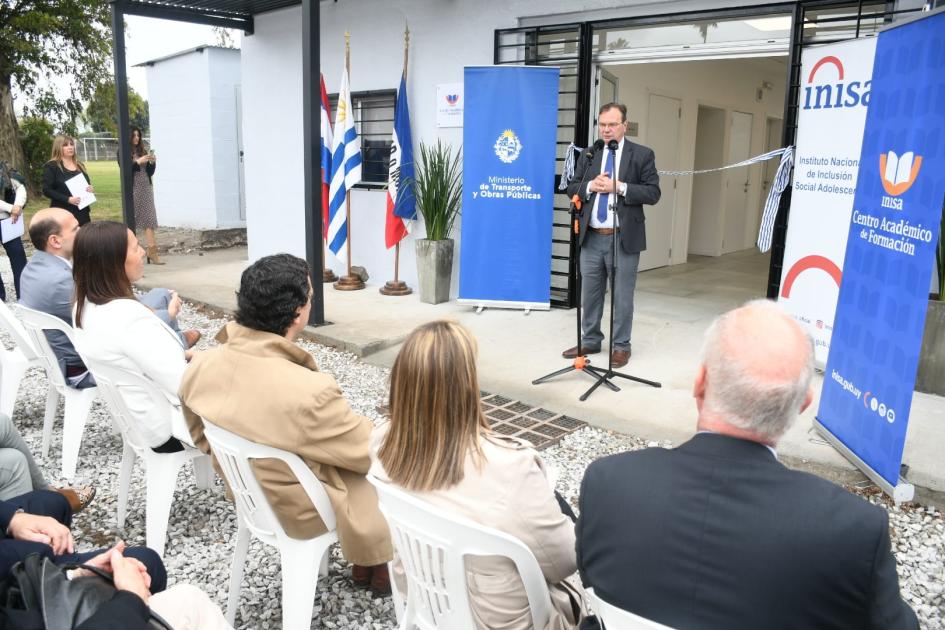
[0,258,941,628]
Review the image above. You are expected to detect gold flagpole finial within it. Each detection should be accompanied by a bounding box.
[403,23,410,77]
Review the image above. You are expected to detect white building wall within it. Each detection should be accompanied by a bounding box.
[146,47,242,230]
[242,11,305,262]
[207,48,244,228]
[148,53,214,228]
[244,0,780,286]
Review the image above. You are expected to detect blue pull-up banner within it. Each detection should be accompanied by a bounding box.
[459,66,560,309]
[817,10,945,487]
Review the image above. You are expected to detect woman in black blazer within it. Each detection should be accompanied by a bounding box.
[42,135,94,225]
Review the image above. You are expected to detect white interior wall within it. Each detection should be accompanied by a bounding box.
[606,56,786,263]
[690,106,726,256]
[146,47,242,230]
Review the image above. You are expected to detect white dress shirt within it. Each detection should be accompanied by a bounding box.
[587,137,629,229]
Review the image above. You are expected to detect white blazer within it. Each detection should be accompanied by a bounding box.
[74,298,191,448]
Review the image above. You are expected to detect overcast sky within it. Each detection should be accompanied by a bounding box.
[125,15,242,100]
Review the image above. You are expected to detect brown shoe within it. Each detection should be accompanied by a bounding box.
[54,485,96,514]
[182,330,202,349]
[146,245,166,265]
[370,563,391,595]
[611,349,631,368]
[561,345,601,359]
[351,564,372,587]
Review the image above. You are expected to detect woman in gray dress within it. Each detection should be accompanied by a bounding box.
[128,127,164,265]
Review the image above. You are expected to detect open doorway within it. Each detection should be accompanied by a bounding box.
[589,14,790,275]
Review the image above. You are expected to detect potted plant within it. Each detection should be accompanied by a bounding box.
[412,140,462,304]
[916,200,945,396]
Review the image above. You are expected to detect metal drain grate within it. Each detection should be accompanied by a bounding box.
[480,391,587,450]
[378,392,588,450]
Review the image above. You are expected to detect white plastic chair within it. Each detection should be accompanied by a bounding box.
[14,305,98,480]
[586,588,676,630]
[0,301,44,419]
[83,356,212,557]
[200,418,338,630]
[367,474,553,630]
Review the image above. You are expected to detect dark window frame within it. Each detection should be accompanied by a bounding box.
[327,88,396,190]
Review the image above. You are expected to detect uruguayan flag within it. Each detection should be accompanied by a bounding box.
[327,67,362,259]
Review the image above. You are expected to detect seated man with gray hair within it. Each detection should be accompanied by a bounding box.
[576,299,918,629]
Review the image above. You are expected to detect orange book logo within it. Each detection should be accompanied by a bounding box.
[879,151,922,196]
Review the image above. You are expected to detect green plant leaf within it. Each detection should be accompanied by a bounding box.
[411,139,462,241]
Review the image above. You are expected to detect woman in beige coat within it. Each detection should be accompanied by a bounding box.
[371,320,585,630]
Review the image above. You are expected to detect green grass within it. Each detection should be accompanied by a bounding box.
[24,160,124,226]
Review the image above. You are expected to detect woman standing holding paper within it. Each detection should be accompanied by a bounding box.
[42,135,94,226]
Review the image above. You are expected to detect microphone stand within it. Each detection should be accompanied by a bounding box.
[578,141,661,401]
[533,142,621,394]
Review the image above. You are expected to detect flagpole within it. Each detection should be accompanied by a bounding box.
[335,31,365,291]
[380,23,413,296]
[322,238,337,283]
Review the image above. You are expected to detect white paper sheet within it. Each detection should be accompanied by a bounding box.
[0,217,23,244]
[65,172,96,210]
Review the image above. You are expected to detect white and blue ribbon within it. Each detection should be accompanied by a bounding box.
[558,143,580,191]
[557,145,794,252]
[757,146,793,253]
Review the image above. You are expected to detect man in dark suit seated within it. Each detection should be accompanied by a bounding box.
[577,299,918,630]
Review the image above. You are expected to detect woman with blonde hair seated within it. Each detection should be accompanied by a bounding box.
[371,320,585,630]
[72,221,194,453]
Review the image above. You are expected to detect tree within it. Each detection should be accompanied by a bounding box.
[84,80,149,136]
[212,26,236,49]
[0,1,112,184]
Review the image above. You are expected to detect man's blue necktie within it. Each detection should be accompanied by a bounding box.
[597,149,614,223]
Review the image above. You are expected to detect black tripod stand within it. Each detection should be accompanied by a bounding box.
[533,141,661,401]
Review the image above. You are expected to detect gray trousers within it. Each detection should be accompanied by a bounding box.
[579,230,640,352]
[138,288,186,348]
[0,413,48,500]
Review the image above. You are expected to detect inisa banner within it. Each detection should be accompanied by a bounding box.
[459,66,560,309]
[818,10,945,487]
[778,38,876,366]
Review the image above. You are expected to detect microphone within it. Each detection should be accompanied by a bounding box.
[570,140,607,232]
[607,139,619,152]
[583,139,605,161]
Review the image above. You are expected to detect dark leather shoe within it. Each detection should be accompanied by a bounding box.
[561,345,601,359]
[351,564,372,587]
[182,330,202,349]
[611,349,631,368]
[54,485,96,514]
[370,563,391,595]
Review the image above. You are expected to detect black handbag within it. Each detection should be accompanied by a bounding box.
[0,553,173,630]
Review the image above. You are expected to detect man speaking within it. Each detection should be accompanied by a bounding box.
[564,102,660,368]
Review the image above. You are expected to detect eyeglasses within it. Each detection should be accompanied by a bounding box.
[599,122,624,129]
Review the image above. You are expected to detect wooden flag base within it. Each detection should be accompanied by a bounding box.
[379,280,412,296]
[322,269,338,283]
[333,275,365,291]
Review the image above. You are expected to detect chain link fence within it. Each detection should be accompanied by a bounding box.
[76,136,149,162]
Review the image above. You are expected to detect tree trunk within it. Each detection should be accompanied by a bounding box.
[0,74,30,189]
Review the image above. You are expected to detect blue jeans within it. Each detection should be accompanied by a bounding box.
[0,490,167,592]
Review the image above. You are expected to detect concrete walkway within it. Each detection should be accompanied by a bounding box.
[135,246,945,498]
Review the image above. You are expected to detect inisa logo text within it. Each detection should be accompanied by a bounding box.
[802,56,871,110]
